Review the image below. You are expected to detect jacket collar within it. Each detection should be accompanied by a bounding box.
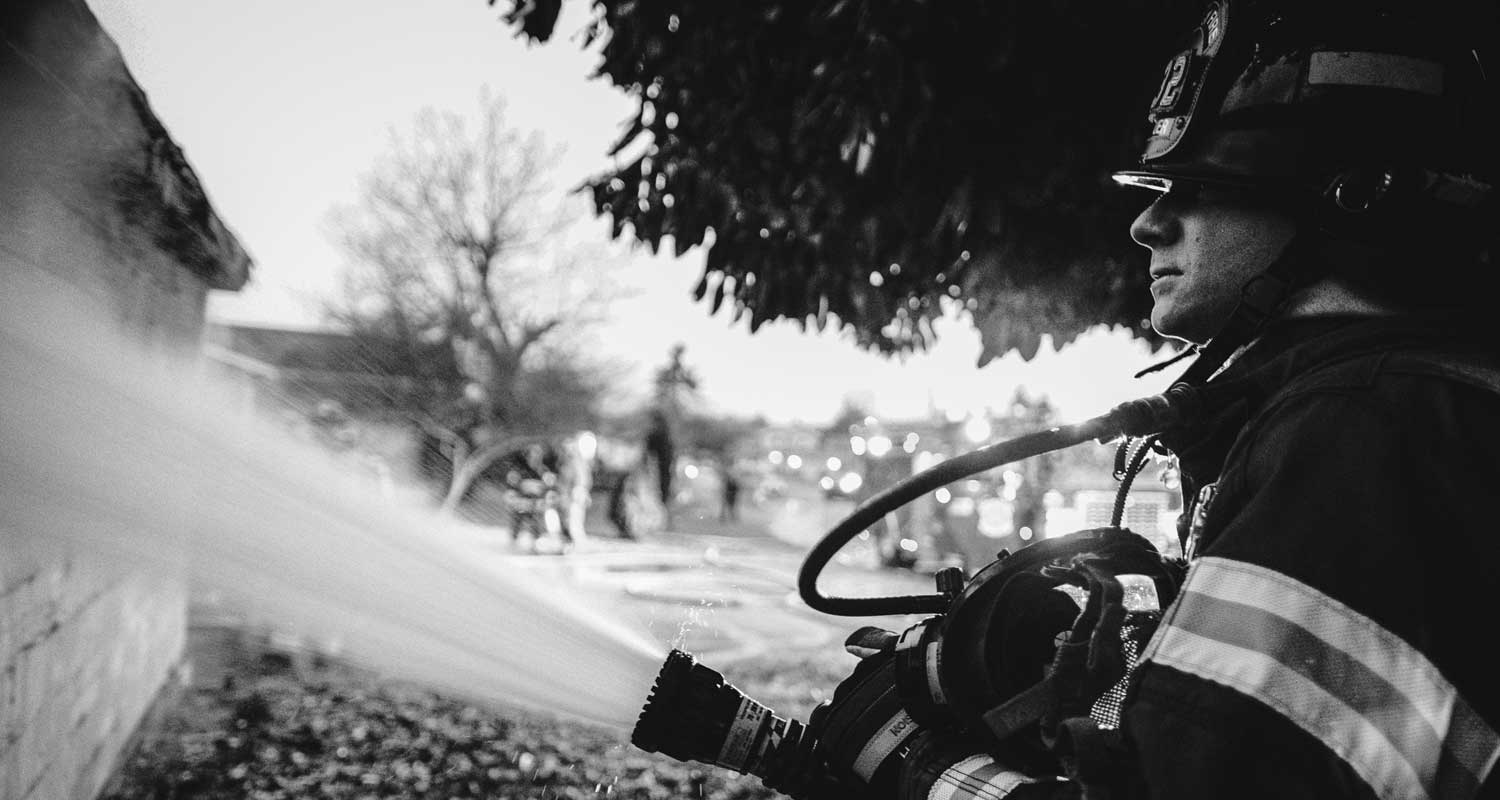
[1158,312,1486,488]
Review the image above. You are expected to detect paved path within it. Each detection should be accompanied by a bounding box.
[498,486,938,664]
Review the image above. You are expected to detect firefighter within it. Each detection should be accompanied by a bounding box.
[627,3,1500,798]
[1073,1,1500,797]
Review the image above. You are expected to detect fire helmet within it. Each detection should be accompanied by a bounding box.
[1112,0,1496,240]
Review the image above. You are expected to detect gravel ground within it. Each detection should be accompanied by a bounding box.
[102,632,858,800]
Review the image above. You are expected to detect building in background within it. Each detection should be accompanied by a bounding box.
[202,321,429,498]
[1,1,250,798]
[753,401,1182,572]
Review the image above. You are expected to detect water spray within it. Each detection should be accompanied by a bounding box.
[1,266,664,733]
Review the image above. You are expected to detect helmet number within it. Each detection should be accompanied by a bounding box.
[1150,52,1193,117]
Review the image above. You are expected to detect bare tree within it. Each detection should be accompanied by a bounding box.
[327,91,620,513]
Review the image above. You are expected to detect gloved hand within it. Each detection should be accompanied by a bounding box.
[1040,560,1129,733]
[1038,560,1140,799]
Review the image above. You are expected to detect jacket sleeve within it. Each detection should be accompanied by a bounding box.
[1121,388,1500,800]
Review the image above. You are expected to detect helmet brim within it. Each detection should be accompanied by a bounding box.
[1111,168,1270,194]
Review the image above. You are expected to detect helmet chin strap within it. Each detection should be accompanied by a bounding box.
[1170,229,1318,388]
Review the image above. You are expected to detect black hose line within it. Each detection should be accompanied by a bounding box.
[798,384,1204,617]
[1110,436,1159,528]
[797,234,1302,616]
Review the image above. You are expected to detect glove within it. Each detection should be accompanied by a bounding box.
[1039,560,1142,800]
[1041,560,1129,734]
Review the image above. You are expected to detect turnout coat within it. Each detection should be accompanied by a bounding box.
[1121,315,1500,799]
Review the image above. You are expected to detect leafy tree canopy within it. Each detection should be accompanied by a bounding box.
[492,0,1205,363]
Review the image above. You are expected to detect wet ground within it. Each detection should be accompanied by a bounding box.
[106,625,860,800]
[104,483,938,799]
[464,481,938,665]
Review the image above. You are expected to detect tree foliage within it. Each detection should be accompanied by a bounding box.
[678,412,758,464]
[326,94,618,509]
[651,344,757,464]
[491,0,1204,363]
[651,342,699,417]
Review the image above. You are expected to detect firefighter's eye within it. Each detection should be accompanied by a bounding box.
[1162,181,1205,202]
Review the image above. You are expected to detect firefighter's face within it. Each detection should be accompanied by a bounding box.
[1129,183,1297,344]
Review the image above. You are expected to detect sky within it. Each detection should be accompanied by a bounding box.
[89,0,1181,426]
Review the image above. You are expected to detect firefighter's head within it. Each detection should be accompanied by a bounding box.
[1116,0,1496,344]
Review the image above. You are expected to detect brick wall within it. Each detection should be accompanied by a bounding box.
[1,566,187,800]
[0,1,249,798]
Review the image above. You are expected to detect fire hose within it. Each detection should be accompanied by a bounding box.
[627,385,1206,799]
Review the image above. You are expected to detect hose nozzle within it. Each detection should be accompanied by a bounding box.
[633,650,798,778]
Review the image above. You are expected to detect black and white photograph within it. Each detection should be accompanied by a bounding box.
[3,1,1498,798]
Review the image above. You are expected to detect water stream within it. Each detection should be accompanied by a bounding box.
[1,268,665,733]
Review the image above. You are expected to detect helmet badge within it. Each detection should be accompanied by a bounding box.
[1142,1,1231,161]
